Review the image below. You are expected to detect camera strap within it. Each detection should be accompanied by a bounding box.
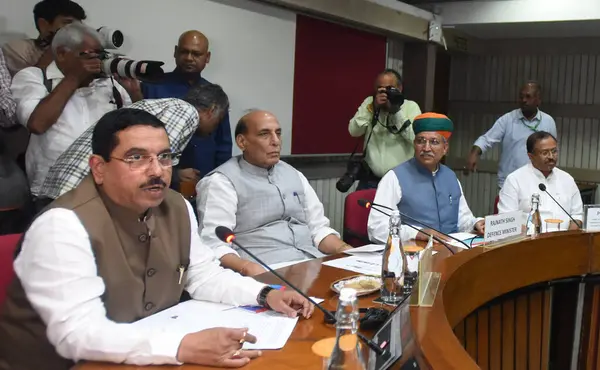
[40,68,123,109]
[41,68,53,93]
[109,77,124,109]
[349,108,379,160]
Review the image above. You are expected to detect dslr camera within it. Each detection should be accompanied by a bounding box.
[384,86,404,111]
[336,156,367,193]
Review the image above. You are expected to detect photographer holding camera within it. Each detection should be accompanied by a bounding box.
[345,69,421,190]
[10,22,141,211]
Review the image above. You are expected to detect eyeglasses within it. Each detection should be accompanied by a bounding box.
[111,152,181,170]
[536,148,558,158]
[415,137,444,147]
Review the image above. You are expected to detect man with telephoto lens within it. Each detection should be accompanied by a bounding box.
[348,69,422,190]
[10,22,141,211]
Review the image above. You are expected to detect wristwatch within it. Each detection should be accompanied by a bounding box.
[257,286,275,308]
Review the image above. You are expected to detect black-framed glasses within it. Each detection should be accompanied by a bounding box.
[111,152,181,170]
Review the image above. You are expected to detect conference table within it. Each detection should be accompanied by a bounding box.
[76,231,600,369]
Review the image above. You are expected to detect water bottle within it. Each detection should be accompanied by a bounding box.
[326,288,366,370]
[381,210,407,304]
[527,193,542,236]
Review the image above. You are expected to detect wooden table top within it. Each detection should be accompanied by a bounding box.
[75,240,452,370]
[76,231,600,369]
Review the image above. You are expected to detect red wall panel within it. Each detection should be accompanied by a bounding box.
[291,15,387,154]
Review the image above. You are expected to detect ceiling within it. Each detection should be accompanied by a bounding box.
[394,0,600,39]
[449,19,600,39]
[403,0,498,4]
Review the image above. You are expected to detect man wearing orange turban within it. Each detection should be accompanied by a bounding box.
[368,113,485,243]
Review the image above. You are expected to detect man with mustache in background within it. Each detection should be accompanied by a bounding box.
[498,131,583,231]
[368,113,485,243]
[0,108,313,369]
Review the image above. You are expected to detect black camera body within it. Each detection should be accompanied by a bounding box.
[385,86,405,109]
[336,156,367,193]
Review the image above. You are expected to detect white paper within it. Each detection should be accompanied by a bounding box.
[448,232,477,241]
[268,258,312,270]
[131,300,298,350]
[585,206,600,231]
[326,250,438,275]
[406,252,420,272]
[344,244,385,255]
[323,255,382,275]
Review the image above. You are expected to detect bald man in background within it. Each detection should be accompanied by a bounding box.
[142,30,232,193]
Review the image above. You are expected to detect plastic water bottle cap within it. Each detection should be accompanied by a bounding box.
[339,287,358,301]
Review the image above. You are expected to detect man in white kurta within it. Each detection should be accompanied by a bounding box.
[197,110,351,277]
[498,131,583,231]
[368,113,484,244]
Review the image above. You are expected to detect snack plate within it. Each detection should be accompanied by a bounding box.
[330,274,381,296]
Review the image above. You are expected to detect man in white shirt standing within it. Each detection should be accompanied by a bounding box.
[498,131,583,231]
[10,22,140,210]
[197,110,351,276]
[0,108,312,370]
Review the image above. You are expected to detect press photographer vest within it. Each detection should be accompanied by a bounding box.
[0,175,191,370]
[393,158,461,234]
[209,156,324,264]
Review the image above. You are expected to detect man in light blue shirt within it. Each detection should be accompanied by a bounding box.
[466,81,557,189]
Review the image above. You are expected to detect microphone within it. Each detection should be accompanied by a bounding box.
[215,226,386,356]
[358,199,472,251]
[538,183,581,229]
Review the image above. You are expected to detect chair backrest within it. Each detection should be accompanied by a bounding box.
[343,189,377,247]
[494,195,500,214]
[0,233,22,307]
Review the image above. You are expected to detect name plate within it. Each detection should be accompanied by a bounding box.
[484,211,523,243]
[584,205,600,231]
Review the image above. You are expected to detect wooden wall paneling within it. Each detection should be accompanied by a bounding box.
[477,307,490,370]
[514,295,528,370]
[502,299,516,370]
[579,283,600,370]
[466,313,479,362]
[448,45,600,209]
[527,290,543,370]
[489,303,503,370]
[454,319,466,347]
[541,288,552,370]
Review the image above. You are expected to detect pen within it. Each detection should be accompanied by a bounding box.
[177,264,185,285]
[293,192,302,205]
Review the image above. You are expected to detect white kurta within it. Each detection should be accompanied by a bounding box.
[368,169,481,243]
[196,169,339,261]
[498,163,583,231]
[14,198,265,365]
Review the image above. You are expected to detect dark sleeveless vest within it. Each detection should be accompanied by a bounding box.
[0,175,191,370]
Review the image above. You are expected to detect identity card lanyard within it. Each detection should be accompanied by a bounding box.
[521,115,542,132]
